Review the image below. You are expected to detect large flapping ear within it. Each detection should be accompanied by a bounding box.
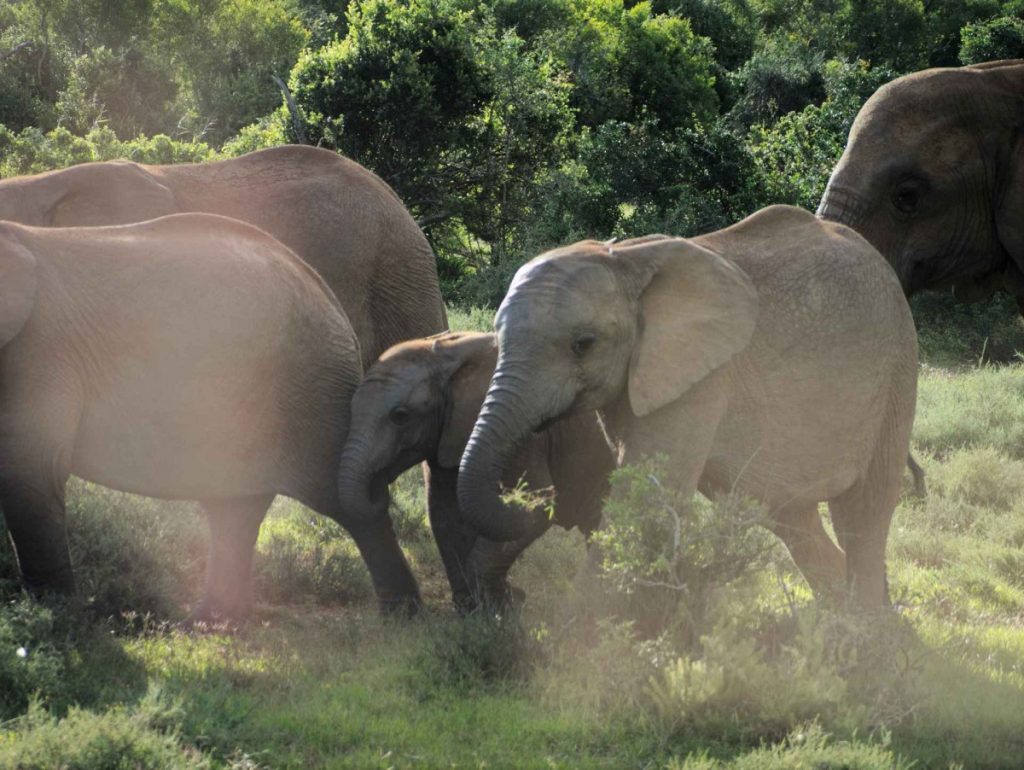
[436,333,499,467]
[616,238,758,417]
[50,162,175,226]
[0,228,38,347]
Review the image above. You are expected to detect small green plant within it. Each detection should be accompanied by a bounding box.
[592,457,774,640]
[407,613,540,694]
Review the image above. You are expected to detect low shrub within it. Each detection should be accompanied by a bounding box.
[591,458,775,642]
[0,691,208,770]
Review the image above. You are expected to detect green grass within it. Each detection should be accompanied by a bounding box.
[3,310,1024,768]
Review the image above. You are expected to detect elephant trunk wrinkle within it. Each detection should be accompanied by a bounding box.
[337,434,388,522]
[459,375,546,542]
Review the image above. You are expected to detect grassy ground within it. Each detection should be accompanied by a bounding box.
[2,304,1024,768]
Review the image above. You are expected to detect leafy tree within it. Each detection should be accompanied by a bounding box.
[960,15,1024,64]
[560,0,718,129]
[728,38,824,128]
[152,0,308,143]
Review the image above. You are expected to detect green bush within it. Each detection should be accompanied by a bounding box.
[254,501,374,607]
[0,694,208,770]
[591,458,774,640]
[0,600,69,719]
[667,722,912,769]
[960,15,1024,64]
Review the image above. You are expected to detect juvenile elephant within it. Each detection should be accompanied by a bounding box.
[0,214,420,619]
[0,144,447,365]
[818,60,1024,308]
[459,206,918,609]
[337,332,615,611]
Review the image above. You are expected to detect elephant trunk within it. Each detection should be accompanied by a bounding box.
[337,434,390,523]
[458,370,549,543]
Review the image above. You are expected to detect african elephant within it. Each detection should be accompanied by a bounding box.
[337,332,615,611]
[818,60,1024,308]
[0,144,447,365]
[0,214,420,619]
[458,206,918,609]
[0,144,447,617]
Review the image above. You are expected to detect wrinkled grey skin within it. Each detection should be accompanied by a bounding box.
[0,145,447,366]
[0,214,421,620]
[818,60,1024,309]
[459,207,918,609]
[0,144,447,619]
[337,332,615,611]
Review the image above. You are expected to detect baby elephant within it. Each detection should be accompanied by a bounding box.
[338,332,616,611]
[0,214,421,620]
[460,206,918,610]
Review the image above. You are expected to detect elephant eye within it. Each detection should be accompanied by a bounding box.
[390,407,411,426]
[571,332,597,357]
[893,183,921,215]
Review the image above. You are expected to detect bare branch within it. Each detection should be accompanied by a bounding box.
[0,41,32,61]
[271,74,308,146]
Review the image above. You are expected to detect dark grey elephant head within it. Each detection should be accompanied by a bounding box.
[457,235,757,542]
[818,60,1024,304]
[336,332,498,521]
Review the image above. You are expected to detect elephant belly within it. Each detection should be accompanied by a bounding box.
[70,369,286,501]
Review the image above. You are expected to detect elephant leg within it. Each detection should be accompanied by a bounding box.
[0,395,78,596]
[345,515,421,616]
[190,494,274,623]
[828,480,897,610]
[768,502,846,603]
[425,462,476,612]
[1,463,74,596]
[465,528,547,610]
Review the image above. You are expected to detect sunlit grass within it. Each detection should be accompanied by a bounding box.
[3,337,1024,767]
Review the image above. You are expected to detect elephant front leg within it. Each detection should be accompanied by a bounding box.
[345,514,421,616]
[425,462,477,613]
[1,469,74,596]
[0,403,77,597]
[191,494,274,624]
[465,531,546,611]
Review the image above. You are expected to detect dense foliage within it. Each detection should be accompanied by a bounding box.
[6,0,1024,305]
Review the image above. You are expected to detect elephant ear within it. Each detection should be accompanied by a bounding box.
[50,162,175,226]
[992,123,1024,298]
[436,334,499,468]
[0,227,38,347]
[618,238,758,417]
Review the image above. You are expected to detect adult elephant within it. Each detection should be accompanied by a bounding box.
[337,332,615,611]
[0,144,447,366]
[817,60,1024,306]
[0,214,422,620]
[458,207,918,609]
[0,145,446,619]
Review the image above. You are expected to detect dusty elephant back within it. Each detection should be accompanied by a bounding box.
[691,206,917,499]
[2,214,360,503]
[0,145,447,365]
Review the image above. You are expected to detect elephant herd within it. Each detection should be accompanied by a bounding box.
[1,60,1021,621]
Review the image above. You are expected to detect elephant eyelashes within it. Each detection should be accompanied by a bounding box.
[571,332,597,357]
[390,407,412,426]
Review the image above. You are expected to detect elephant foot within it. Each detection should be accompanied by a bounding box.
[21,568,76,599]
[182,600,251,632]
[376,592,422,618]
[455,580,526,616]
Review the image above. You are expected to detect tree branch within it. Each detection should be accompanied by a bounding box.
[271,74,308,145]
[0,41,32,61]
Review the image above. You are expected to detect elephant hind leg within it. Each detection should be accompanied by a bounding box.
[768,502,846,603]
[190,493,274,624]
[828,470,899,610]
